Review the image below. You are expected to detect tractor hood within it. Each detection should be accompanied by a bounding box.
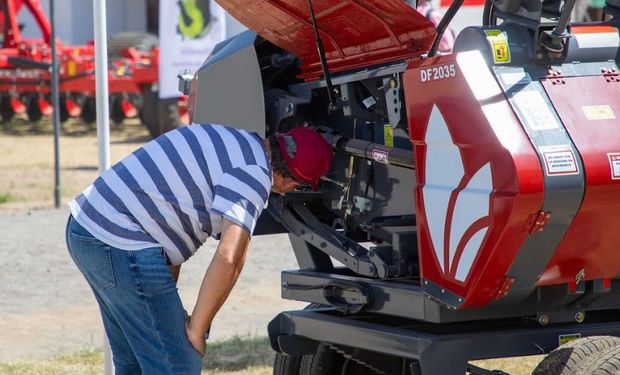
[216,0,437,79]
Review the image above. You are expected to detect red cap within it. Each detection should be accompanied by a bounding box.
[277,127,333,190]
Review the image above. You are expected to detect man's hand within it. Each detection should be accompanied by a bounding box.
[187,219,250,354]
[186,317,206,357]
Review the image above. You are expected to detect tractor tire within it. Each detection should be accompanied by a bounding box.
[273,353,303,375]
[80,97,97,124]
[110,96,125,124]
[26,96,43,122]
[532,336,620,375]
[1,96,15,123]
[108,32,159,57]
[141,87,179,138]
[577,345,620,375]
[298,344,350,375]
[59,95,70,123]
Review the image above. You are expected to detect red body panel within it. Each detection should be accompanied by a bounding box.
[215,0,436,80]
[539,76,620,285]
[403,52,544,308]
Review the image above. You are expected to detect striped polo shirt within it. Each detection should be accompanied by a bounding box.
[68,124,272,265]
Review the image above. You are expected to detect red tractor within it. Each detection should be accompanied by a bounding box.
[184,0,620,373]
[0,0,181,137]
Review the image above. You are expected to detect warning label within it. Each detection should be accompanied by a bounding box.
[540,145,579,176]
[583,105,616,121]
[485,30,511,64]
[372,148,389,164]
[384,125,394,148]
[609,153,620,180]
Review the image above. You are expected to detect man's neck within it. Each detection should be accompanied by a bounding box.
[262,138,272,163]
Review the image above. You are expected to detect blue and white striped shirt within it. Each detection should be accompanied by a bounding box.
[68,124,272,265]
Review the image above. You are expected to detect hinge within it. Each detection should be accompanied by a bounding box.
[526,210,551,234]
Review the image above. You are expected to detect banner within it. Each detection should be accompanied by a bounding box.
[159,0,226,99]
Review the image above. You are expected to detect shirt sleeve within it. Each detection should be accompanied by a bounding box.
[211,165,272,235]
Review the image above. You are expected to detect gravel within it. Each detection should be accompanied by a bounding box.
[0,208,303,361]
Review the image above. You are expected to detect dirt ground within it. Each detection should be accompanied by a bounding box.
[0,119,303,361]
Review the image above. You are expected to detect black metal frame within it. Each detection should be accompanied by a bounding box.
[269,307,620,375]
[267,195,620,374]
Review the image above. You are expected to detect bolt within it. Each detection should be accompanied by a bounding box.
[575,312,585,323]
[300,229,306,235]
[320,242,327,248]
[538,315,550,326]
[282,282,289,290]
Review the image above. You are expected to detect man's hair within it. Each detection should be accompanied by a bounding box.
[268,135,293,179]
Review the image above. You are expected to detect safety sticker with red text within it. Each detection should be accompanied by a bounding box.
[609,153,620,180]
[540,145,579,176]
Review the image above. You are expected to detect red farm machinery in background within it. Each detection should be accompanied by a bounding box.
[0,0,184,137]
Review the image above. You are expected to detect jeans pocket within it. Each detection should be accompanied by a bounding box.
[131,248,175,298]
[69,238,116,293]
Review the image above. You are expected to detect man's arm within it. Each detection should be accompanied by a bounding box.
[169,265,181,283]
[186,218,250,355]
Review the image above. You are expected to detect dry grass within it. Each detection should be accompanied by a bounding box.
[0,117,150,212]
[0,336,274,375]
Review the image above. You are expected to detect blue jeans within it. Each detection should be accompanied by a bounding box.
[65,215,202,375]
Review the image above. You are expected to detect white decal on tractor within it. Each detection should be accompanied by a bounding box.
[423,105,492,282]
[420,64,456,83]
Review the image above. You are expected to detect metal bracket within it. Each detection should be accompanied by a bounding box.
[268,195,392,278]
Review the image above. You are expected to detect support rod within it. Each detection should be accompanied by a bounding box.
[325,134,415,170]
[50,0,60,208]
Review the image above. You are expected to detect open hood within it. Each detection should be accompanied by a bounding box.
[216,0,437,79]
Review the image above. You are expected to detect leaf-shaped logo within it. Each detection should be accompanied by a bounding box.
[423,105,492,282]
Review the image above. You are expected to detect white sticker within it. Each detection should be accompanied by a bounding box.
[609,153,620,180]
[583,105,616,120]
[371,149,389,164]
[362,96,377,109]
[540,145,579,176]
[513,91,560,131]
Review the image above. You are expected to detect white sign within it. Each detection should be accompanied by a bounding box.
[540,145,579,176]
[513,90,560,131]
[159,0,226,99]
[609,153,620,180]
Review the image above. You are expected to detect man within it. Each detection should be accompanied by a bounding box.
[413,0,456,53]
[65,124,333,374]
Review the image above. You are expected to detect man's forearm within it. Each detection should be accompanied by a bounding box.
[188,222,250,337]
[170,265,181,283]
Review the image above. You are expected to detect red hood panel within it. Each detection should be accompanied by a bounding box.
[216,0,437,79]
